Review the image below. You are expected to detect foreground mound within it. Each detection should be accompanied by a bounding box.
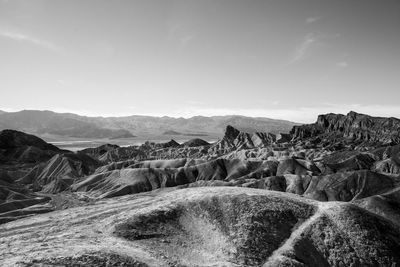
[1,187,399,266]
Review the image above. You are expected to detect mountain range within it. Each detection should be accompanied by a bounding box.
[0,110,298,139]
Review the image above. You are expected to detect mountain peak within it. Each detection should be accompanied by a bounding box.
[223,125,241,141]
[347,110,360,116]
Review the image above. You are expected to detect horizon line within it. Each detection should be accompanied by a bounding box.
[0,108,304,123]
[2,107,400,124]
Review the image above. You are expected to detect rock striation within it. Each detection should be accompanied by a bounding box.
[18,153,99,193]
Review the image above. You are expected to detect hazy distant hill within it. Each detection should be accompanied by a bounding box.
[0,110,134,139]
[0,110,298,139]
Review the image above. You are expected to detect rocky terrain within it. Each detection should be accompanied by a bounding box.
[1,111,400,266]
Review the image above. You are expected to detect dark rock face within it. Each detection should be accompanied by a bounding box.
[182,138,210,147]
[291,111,400,145]
[0,129,60,151]
[155,139,180,149]
[0,129,63,164]
[224,125,241,141]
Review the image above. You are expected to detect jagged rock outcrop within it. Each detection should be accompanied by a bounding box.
[291,111,400,145]
[210,125,277,154]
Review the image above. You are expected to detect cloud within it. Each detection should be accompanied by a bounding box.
[0,30,62,52]
[179,34,195,48]
[336,61,348,68]
[272,101,280,105]
[56,79,67,86]
[167,23,196,49]
[287,33,341,65]
[287,33,319,65]
[306,17,321,24]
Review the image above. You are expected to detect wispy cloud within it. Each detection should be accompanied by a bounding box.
[272,101,280,105]
[287,33,341,65]
[287,33,319,65]
[0,30,62,52]
[336,61,348,68]
[167,23,196,49]
[306,17,321,24]
[179,34,195,48]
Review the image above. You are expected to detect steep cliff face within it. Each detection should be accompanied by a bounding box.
[212,125,277,153]
[291,111,400,144]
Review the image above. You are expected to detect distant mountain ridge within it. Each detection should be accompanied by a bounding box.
[0,110,299,139]
[0,110,134,139]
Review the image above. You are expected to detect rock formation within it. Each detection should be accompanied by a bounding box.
[291,111,400,145]
[2,112,400,266]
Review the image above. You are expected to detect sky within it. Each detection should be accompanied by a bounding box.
[0,0,400,123]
